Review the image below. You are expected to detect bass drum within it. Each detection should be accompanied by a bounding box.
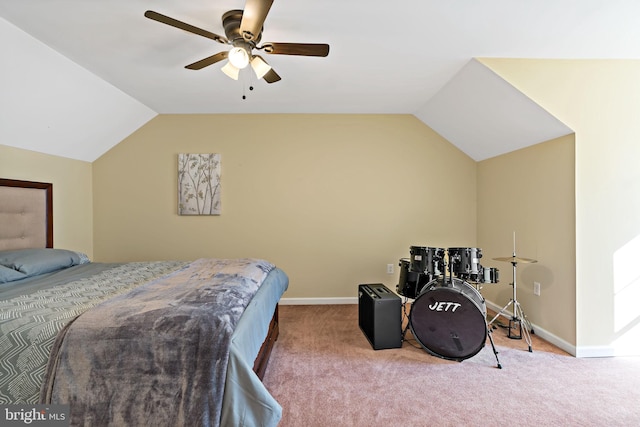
[409,277,487,361]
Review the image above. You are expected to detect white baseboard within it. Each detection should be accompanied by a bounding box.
[574,345,640,357]
[574,346,616,358]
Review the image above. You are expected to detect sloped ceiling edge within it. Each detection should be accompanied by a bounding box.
[414,59,574,161]
[0,18,157,162]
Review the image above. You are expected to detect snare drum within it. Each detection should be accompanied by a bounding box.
[409,277,487,361]
[448,247,483,282]
[397,258,418,298]
[397,258,432,299]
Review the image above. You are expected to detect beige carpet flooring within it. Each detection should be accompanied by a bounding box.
[263,304,640,427]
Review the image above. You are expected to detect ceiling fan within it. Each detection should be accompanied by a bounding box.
[144,0,330,84]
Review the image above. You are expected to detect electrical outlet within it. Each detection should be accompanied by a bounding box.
[387,264,394,274]
[533,281,541,296]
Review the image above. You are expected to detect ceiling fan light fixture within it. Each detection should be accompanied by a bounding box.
[221,62,240,80]
[250,56,272,80]
[228,47,250,69]
[144,6,330,86]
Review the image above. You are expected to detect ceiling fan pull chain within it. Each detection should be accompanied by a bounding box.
[240,67,256,100]
[248,66,255,93]
[242,68,248,99]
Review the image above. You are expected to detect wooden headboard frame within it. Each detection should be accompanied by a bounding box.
[0,178,53,250]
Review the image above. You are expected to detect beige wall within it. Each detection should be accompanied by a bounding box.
[0,113,580,350]
[482,59,640,356]
[0,144,94,257]
[2,113,577,346]
[477,135,576,347]
[6,60,639,356]
[93,114,477,298]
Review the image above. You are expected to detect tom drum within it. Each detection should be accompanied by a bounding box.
[480,266,500,284]
[448,247,483,282]
[409,246,445,276]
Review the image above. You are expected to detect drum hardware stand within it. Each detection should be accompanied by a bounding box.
[469,282,502,368]
[400,298,412,342]
[444,256,503,369]
[485,314,503,369]
[489,252,537,353]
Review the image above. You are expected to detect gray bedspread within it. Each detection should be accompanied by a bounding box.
[39,258,275,427]
[0,261,187,404]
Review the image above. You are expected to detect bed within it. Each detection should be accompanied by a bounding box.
[0,178,288,426]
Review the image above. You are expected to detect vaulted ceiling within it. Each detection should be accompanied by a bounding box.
[2,1,639,162]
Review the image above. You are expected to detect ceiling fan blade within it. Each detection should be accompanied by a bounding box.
[144,10,228,44]
[263,68,281,84]
[262,43,329,57]
[185,51,229,70]
[240,0,274,41]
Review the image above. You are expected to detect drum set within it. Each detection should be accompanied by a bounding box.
[396,245,503,368]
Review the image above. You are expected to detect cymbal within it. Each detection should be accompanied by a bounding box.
[493,256,537,264]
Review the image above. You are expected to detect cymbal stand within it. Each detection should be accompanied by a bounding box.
[488,256,533,352]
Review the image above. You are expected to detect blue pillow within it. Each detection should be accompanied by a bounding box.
[0,264,27,283]
[0,248,90,278]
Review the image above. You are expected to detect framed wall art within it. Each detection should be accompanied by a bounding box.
[178,153,221,215]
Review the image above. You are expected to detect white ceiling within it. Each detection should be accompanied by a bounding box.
[2,0,639,162]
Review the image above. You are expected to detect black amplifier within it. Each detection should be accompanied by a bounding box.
[358,283,402,350]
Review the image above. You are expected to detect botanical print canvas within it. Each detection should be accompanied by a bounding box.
[178,153,221,215]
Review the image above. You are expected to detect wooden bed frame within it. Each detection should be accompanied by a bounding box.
[0,177,278,380]
[254,307,279,380]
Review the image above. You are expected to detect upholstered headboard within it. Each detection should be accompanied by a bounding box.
[0,179,53,251]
